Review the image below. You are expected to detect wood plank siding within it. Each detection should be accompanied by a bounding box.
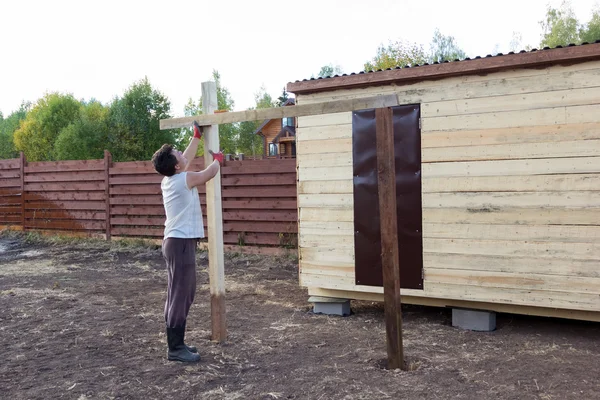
[293,59,600,317]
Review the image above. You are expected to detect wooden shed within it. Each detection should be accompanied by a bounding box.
[286,42,600,322]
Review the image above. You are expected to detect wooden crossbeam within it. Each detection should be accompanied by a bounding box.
[159,94,399,130]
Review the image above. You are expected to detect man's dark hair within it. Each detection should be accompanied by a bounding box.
[152,144,178,176]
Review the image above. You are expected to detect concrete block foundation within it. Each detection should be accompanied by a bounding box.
[309,296,351,317]
[452,308,496,332]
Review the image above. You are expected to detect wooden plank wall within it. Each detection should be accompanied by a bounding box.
[24,160,106,233]
[221,159,297,247]
[0,158,22,227]
[109,158,207,238]
[296,59,600,313]
[0,156,298,248]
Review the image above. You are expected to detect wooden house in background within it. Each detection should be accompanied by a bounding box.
[254,99,297,158]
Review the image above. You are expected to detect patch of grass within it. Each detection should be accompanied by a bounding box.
[111,237,160,251]
[0,228,23,239]
[24,231,43,244]
[2,230,106,248]
[407,360,422,371]
[100,329,114,338]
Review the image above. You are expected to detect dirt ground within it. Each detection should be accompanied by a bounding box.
[1,232,599,400]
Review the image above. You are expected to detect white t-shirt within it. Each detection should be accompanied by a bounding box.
[161,172,205,239]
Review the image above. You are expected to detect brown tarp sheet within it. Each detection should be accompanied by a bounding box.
[352,104,423,289]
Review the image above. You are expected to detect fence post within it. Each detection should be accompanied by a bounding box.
[202,81,227,343]
[104,150,112,241]
[375,107,406,371]
[20,152,25,231]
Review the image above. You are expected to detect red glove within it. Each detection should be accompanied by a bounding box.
[193,121,203,139]
[209,150,224,164]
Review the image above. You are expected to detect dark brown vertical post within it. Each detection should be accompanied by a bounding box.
[104,150,112,241]
[375,107,405,370]
[19,152,25,231]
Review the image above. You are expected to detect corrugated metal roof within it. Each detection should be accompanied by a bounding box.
[287,41,600,94]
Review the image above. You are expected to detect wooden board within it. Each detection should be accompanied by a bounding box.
[296,152,352,168]
[109,196,163,206]
[422,157,600,178]
[110,206,165,216]
[24,220,105,231]
[24,192,105,202]
[298,180,353,194]
[299,233,354,248]
[24,182,105,192]
[223,210,297,222]
[25,211,106,220]
[422,87,600,118]
[422,122,600,149]
[299,207,353,222]
[306,287,600,322]
[222,186,297,198]
[300,273,600,311]
[110,216,165,226]
[109,175,163,185]
[25,201,106,211]
[111,227,164,237]
[222,200,297,210]
[423,253,600,278]
[298,166,352,181]
[423,104,600,132]
[296,124,352,142]
[423,139,600,162]
[160,95,399,129]
[423,174,600,193]
[298,193,353,208]
[221,174,296,186]
[0,159,20,169]
[423,207,600,225]
[24,171,105,183]
[423,238,599,260]
[422,223,600,243]
[25,159,104,172]
[0,178,21,188]
[423,191,600,209]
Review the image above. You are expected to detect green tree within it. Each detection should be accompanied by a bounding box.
[13,93,81,161]
[237,87,274,157]
[313,64,344,78]
[108,77,176,161]
[183,70,238,155]
[429,29,467,62]
[540,1,581,48]
[0,102,30,159]
[172,97,205,156]
[364,40,428,71]
[276,87,289,107]
[580,7,600,43]
[54,100,110,160]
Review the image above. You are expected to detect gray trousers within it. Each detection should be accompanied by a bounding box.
[162,238,197,328]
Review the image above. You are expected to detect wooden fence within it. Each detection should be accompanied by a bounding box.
[0,152,298,248]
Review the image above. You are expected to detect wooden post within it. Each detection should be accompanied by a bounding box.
[104,150,112,241]
[201,81,227,342]
[19,152,25,231]
[375,107,406,370]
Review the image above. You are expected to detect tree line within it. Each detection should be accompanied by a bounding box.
[1,1,598,162]
[0,71,285,162]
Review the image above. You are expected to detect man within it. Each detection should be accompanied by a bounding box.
[151,121,223,363]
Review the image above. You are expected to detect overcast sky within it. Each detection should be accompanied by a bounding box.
[1,0,598,118]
